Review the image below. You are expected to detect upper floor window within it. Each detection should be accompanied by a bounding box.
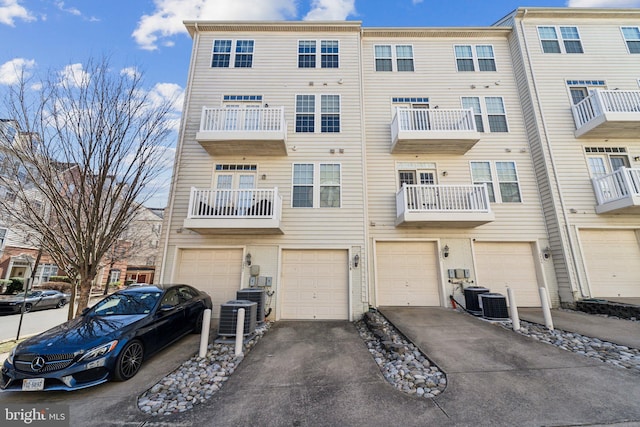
[298,40,339,68]
[461,96,508,133]
[212,40,254,68]
[292,163,341,208]
[295,95,340,133]
[455,45,496,72]
[538,26,583,54]
[470,161,521,203]
[374,45,414,72]
[585,147,629,178]
[0,228,6,249]
[621,27,640,54]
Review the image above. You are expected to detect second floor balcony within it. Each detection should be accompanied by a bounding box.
[183,187,283,234]
[396,184,495,227]
[592,168,640,214]
[572,89,640,139]
[195,107,288,155]
[390,108,481,154]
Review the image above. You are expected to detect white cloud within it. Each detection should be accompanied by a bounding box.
[0,0,36,26]
[148,82,184,113]
[55,1,80,16]
[567,0,640,6]
[132,0,297,51]
[304,0,356,20]
[120,66,141,80]
[58,63,90,88]
[0,58,36,85]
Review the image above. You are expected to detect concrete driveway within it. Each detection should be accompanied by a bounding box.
[2,309,640,426]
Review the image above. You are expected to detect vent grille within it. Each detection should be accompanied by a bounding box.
[218,300,257,337]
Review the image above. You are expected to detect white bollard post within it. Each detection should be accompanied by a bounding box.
[506,287,520,331]
[539,287,554,331]
[198,309,212,358]
[235,308,245,357]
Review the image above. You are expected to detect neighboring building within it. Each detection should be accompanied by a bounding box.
[160,7,640,321]
[496,7,640,304]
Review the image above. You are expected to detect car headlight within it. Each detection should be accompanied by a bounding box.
[6,347,16,364]
[8,302,17,306]
[78,340,118,362]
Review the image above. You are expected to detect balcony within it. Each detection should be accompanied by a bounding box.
[396,184,494,227]
[183,187,283,234]
[196,107,287,155]
[572,90,640,139]
[390,108,481,154]
[592,168,640,214]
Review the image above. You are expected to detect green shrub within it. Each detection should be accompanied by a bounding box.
[7,277,25,294]
[49,276,72,284]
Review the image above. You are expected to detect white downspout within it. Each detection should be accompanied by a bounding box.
[519,11,587,298]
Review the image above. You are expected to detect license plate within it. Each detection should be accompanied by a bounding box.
[22,378,44,391]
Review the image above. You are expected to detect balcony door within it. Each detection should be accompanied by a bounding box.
[214,172,256,215]
[587,154,631,200]
[399,169,436,209]
[396,102,429,131]
[223,103,261,131]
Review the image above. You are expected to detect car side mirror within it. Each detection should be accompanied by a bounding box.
[160,304,174,312]
[81,307,91,316]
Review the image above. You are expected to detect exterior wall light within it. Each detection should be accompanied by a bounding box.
[353,254,360,268]
[245,253,252,266]
[443,245,450,258]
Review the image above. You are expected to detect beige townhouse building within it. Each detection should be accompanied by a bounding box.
[160,6,640,321]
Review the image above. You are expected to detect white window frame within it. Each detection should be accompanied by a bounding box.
[461,96,509,133]
[0,227,6,249]
[470,161,522,203]
[454,44,496,72]
[537,25,584,54]
[585,147,630,178]
[291,163,342,208]
[211,39,255,68]
[295,94,341,133]
[621,26,640,54]
[297,40,340,69]
[374,44,415,72]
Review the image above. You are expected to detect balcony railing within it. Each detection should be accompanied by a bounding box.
[196,106,287,155]
[396,184,494,227]
[184,187,283,234]
[572,89,640,138]
[592,168,640,214]
[390,108,480,154]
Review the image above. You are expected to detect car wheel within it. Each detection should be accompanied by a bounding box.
[56,299,66,308]
[23,303,32,313]
[114,340,144,381]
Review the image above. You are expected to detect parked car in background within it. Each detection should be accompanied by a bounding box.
[0,290,70,315]
[1,284,212,391]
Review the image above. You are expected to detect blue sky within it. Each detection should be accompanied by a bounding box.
[1,0,639,207]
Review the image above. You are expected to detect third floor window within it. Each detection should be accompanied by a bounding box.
[212,40,254,68]
[621,27,640,54]
[454,45,496,71]
[538,26,583,54]
[374,45,414,72]
[295,95,341,133]
[298,40,339,68]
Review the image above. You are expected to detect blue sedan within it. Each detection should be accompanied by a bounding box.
[1,284,212,391]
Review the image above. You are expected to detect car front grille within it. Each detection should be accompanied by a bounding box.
[14,353,76,373]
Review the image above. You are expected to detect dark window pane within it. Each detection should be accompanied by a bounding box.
[500,183,521,202]
[375,59,392,71]
[292,186,313,207]
[474,115,484,133]
[456,59,474,71]
[234,54,253,68]
[212,55,230,68]
[488,116,508,132]
[296,115,315,132]
[541,40,561,53]
[564,40,583,53]
[321,55,338,68]
[299,55,316,68]
[628,41,640,53]
[397,59,414,72]
[478,59,496,71]
[321,115,340,133]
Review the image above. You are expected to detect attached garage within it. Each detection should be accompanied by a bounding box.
[174,248,243,318]
[376,241,441,306]
[280,249,349,320]
[581,229,640,298]
[474,242,541,307]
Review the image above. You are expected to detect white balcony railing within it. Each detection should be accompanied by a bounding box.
[392,108,476,136]
[592,168,640,206]
[187,187,281,219]
[397,184,492,214]
[572,89,640,129]
[199,107,285,133]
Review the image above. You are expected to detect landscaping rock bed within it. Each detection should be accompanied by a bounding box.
[355,310,447,398]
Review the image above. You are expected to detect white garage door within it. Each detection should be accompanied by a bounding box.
[376,242,441,306]
[581,229,640,298]
[281,250,349,320]
[174,249,243,318]
[474,242,540,307]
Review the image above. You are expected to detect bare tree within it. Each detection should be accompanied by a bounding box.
[0,57,176,318]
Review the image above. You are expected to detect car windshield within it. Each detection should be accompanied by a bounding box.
[92,292,162,316]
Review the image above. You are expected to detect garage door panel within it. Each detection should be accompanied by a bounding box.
[281,250,349,320]
[376,242,440,307]
[475,242,540,307]
[175,249,243,318]
[582,230,640,298]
